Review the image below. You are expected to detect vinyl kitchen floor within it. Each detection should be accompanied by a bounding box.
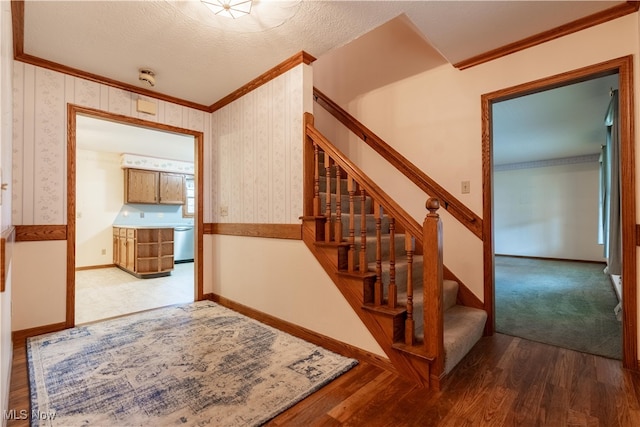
[75,262,195,324]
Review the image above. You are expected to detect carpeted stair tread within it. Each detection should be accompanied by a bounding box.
[316,148,488,378]
[395,279,459,324]
[319,192,373,215]
[346,233,409,265]
[403,302,487,374]
[443,280,459,311]
[331,212,390,235]
[443,305,488,374]
[395,279,459,307]
[318,175,350,194]
[370,255,424,295]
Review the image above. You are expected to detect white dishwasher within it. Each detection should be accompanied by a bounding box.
[173,226,194,263]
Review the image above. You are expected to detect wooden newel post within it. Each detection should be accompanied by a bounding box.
[423,198,444,370]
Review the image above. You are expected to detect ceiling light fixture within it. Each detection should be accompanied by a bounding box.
[201,0,253,19]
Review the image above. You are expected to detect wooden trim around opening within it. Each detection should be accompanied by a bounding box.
[481,55,637,370]
[15,225,67,241]
[206,223,302,240]
[67,104,206,327]
[0,227,16,292]
[205,293,394,373]
[454,1,640,70]
[209,51,316,112]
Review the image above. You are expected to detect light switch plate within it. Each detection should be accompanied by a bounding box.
[461,180,470,194]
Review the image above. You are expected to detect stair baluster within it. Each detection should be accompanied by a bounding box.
[335,165,343,242]
[405,234,415,345]
[313,143,320,216]
[359,187,367,274]
[304,113,487,390]
[374,202,383,306]
[388,218,397,308]
[325,157,333,242]
[347,177,356,272]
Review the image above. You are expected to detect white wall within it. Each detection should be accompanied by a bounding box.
[210,235,384,356]
[313,13,640,305]
[12,241,67,331]
[0,0,13,421]
[494,160,605,261]
[76,150,123,267]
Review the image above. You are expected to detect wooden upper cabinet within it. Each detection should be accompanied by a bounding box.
[124,169,185,205]
[125,169,158,204]
[159,172,185,205]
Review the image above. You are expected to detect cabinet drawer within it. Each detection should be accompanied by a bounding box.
[119,228,127,237]
[127,229,135,238]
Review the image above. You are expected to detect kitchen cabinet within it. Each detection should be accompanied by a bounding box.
[113,226,174,278]
[124,169,185,205]
[125,169,158,204]
[159,172,185,204]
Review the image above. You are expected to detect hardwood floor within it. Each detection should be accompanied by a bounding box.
[8,334,640,426]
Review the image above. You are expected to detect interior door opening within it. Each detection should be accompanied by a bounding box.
[482,56,637,370]
[69,108,203,326]
[491,74,622,359]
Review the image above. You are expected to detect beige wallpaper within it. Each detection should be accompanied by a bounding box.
[210,64,308,224]
[12,62,208,225]
[12,61,309,226]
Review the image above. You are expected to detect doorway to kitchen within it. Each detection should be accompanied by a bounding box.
[68,106,204,326]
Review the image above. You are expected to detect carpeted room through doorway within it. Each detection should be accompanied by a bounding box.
[495,256,621,360]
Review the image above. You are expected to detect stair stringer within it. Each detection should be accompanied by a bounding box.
[302,217,433,388]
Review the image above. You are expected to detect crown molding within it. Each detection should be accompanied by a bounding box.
[10,1,315,113]
[454,1,640,70]
[209,51,316,112]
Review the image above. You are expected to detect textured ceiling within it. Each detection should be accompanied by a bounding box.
[22,0,627,106]
[22,1,630,164]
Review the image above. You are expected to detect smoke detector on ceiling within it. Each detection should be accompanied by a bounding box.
[138,69,156,87]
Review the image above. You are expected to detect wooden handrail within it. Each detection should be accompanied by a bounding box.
[306,124,423,241]
[313,87,483,239]
[305,116,446,378]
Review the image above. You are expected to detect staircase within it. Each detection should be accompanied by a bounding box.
[302,114,487,389]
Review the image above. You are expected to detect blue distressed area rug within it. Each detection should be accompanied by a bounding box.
[27,301,358,426]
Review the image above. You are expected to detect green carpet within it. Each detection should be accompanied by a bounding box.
[495,256,621,360]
